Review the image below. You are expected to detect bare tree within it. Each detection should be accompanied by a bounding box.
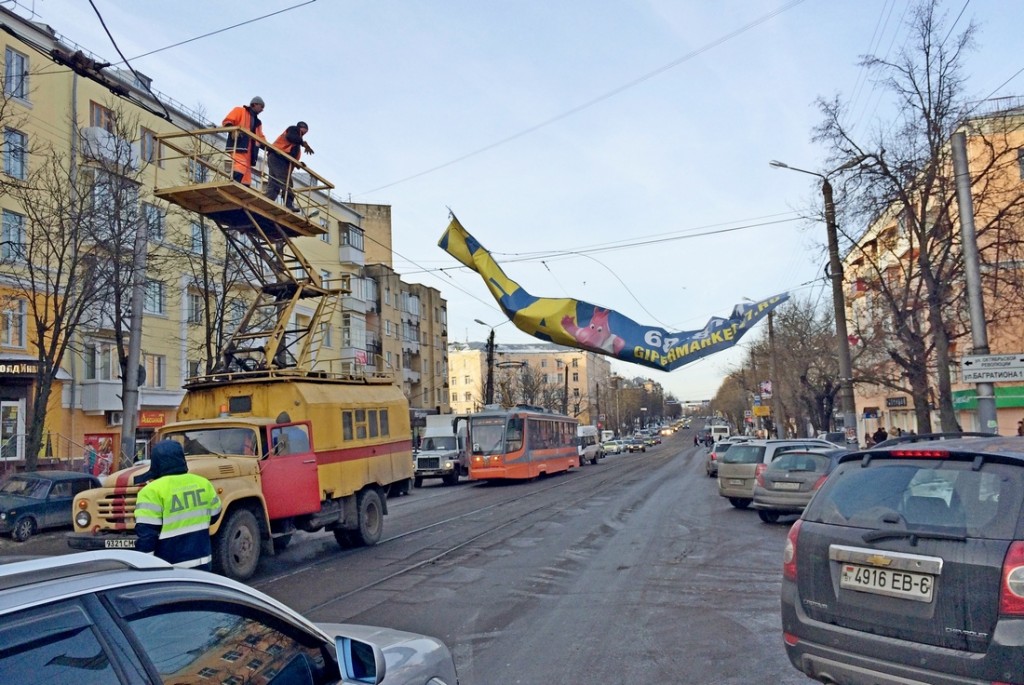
[815,0,1024,432]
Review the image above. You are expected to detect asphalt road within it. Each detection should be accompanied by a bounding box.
[3,429,811,683]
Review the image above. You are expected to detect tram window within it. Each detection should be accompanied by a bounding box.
[379,409,389,437]
[342,411,353,440]
[368,409,379,438]
[507,417,523,452]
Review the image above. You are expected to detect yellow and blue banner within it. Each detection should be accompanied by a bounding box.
[438,216,789,372]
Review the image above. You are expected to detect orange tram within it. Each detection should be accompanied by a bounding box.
[467,404,579,481]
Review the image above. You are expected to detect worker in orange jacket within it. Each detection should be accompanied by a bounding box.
[265,121,314,211]
[222,96,265,186]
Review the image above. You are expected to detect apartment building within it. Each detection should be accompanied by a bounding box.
[448,342,614,426]
[0,7,373,465]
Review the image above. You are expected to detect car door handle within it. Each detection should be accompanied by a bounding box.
[302,459,316,464]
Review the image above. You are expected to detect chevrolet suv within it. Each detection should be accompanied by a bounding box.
[0,550,459,684]
[717,438,834,508]
[781,435,1024,685]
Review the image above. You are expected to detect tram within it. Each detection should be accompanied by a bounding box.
[467,404,579,481]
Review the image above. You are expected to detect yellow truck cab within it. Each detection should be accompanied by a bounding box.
[69,375,412,580]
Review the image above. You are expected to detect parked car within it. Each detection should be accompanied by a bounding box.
[751,448,850,523]
[781,435,1024,685]
[0,470,100,541]
[704,437,748,478]
[717,438,835,508]
[625,437,646,453]
[0,550,460,684]
[602,439,623,454]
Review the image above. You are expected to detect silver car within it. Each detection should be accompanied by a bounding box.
[0,551,459,685]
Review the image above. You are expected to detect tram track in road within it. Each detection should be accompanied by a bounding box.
[254,444,689,614]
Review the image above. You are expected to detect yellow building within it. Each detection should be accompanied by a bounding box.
[448,342,614,427]
[0,7,382,466]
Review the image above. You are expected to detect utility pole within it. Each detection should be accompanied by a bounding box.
[951,131,997,432]
[484,328,495,405]
[767,310,787,438]
[562,365,569,415]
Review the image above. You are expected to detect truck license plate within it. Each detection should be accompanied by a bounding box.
[104,539,136,549]
[840,563,933,602]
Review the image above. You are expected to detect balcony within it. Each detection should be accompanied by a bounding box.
[338,244,365,266]
[341,293,366,314]
[403,368,421,384]
[80,380,122,413]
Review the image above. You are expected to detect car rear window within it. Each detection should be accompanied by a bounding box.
[804,458,1024,539]
[721,444,766,464]
[768,452,829,473]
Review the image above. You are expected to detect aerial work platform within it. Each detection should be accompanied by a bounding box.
[152,126,354,380]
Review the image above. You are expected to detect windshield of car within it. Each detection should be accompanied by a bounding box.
[713,443,734,454]
[422,436,457,451]
[163,427,262,457]
[0,477,49,498]
[804,458,1024,539]
[721,444,766,464]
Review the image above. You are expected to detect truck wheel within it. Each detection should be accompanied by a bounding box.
[213,508,261,580]
[12,516,35,542]
[590,455,599,465]
[413,476,423,488]
[353,489,383,546]
[443,472,459,486]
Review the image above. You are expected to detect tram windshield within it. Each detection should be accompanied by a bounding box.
[470,416,525,455]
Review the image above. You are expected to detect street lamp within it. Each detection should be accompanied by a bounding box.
[474,319,496,406]
[770,158,863,440]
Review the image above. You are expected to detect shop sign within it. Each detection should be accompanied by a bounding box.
[138,411,165,427]
[886,396,908,408]
[752,405,770,417]
[0,361,36,375]
[863,406,879,419]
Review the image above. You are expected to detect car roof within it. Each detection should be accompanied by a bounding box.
[6,470,97,481]
[842,435,1024,464]
[735,438,833,447]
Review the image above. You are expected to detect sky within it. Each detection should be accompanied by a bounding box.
[10,0,1024,402]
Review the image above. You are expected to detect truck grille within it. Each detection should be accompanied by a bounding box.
[417,457,441,469]
[96,488,141,527]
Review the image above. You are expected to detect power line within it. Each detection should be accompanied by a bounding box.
[356,0,809,197]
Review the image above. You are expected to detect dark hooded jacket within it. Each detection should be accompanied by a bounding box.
[134,441,221,570]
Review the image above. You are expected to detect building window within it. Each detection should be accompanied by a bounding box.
[4,47,28,100]
[84,342,117,380]
[1019,149,1024,180]
[320,269,330,287]
[463,392,472,402]
[3,128,27,179]
[143,280,165,314]
[571,358,578,367]
[1,299,26,347]
[1,209,26,261]
[187,158,208,183]
[540,359,547,368]
[340,223,364,250]
[142,354,165,388]
[142,202,164,241]
[139,127,161,166]
[321,321,332,347]
[451,392,458,403]
[190,222,205,253]
[227,299,246,330]
[186,291,203,324]
[385,320,392,337]
[187,359,202,377]
[89,101,115,133]
[572,372,579,382]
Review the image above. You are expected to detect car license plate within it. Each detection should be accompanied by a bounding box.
[728,478,743,485]
[104,538,136,549]
[840,563,934,602]
[773,481,800,490]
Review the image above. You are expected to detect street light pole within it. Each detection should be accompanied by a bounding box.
[474,319,496,406]
[770,159,860,440]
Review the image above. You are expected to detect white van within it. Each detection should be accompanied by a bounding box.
[710,425,731,441]
[577,425,602,465]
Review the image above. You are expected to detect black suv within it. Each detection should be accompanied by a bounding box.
[781,436,1024,684]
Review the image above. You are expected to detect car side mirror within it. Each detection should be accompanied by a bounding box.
[336,636,386,684]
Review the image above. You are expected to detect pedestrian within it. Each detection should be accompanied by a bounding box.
[265,121,314,212]
[134,440,221,570]
[1017,420,1023,436]
[872,426,888,444]
[222,96,265,186]
[864,431,874,447]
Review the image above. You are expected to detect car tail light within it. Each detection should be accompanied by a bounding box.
[999,541,1024,615]
[889,449,949,458]
[812,474,828,490]
[754,463,767,487]
[783,519,802,581]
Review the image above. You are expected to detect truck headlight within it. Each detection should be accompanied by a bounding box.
[444,461,453,470]
[75,511,91,528]
[0,512,6,520]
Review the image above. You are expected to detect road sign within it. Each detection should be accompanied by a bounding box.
[961,353,1024,382]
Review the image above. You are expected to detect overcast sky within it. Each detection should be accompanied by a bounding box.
[18,0,1024,402]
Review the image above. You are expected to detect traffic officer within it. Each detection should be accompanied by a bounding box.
[134,440,222,570]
